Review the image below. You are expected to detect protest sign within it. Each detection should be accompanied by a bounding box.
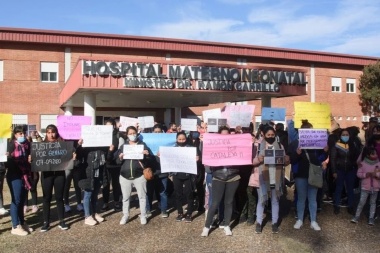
[81,125,113,147]
[123,144,144,159]
[119,116,138,131]
[202,108,221,123]
[180,118,197,131]
[264,149,285,164]
[207,118,227,133]
[159,146,197,175]
[261,107,286,121]
[27,125,37,138]
[140,133,176,155]
[298,129,328,149]
[202,133,252,166]
[138,116,155,129]
[294,102,331,129]
[0,114,12,138]
[0,138,7,162]
[31,141,74,172]
[57,115,92,140]
[222,105,255,128]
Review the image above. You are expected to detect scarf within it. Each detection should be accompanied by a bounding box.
[11,141,32,190]
[364,157,379,165]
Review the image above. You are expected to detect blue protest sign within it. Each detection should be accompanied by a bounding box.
[140,133,177,155]
[262,107,286,121]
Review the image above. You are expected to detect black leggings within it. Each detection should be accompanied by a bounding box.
[205,179,239,228]
[64,167,83,205]
[102,166,121,204]
[0,169,5,208]
[41,171,65,223]
[173,176,194,215]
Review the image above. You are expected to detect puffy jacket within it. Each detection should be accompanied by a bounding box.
[116,141,151,179]
[330,141,359,173]
[357,160,380,191]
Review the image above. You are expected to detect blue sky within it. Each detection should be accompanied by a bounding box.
[1,0,380,57]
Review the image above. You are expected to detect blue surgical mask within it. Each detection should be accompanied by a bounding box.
[17,136,26,143]
[341,136,349,143]
[128,135,137,142]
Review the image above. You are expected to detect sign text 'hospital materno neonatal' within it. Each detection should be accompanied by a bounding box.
[82,61,306,92]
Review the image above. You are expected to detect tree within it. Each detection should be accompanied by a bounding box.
[358,61,380,115]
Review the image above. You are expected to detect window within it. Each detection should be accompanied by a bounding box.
[12,114,28,125]
[41,62,58,82]
[338,116,342,120]
[0,60,3,81]
[331,77,341,92]
[165,54,171,61]
[346,78,356,93]
[237,58,247,66]
[353,116,357,121]
[40,115,57,132]
[346,116,351,121]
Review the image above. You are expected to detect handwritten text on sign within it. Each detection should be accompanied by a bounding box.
[31,141,74,172]
[298,129,328,149]
[294,102,331,129]
[180,118,197,131]
[81,125,113,147]
[57,115,92,140]
[123,144,144,160]
[202,133,252,166]
[119,116,138,132]
[160,147,197,175]
[222,105,255,128]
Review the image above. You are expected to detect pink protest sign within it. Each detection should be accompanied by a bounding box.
[221,105,255,128]
[57,115,92,140]
[202,133,253,166]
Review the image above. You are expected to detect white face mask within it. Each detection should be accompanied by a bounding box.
[128,135,137,142]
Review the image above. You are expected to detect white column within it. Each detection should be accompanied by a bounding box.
[84,93,96,125]
[310,64,315,102]
[174,107,181,125]
[164,108,171,127]
[64,48,71,82]
[64,106,73,116]
[261,96,271,124]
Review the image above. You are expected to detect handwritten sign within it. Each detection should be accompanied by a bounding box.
[202,133,252,166]
[81,125,113,147]
[31,141,74,171]
[140,133,176,155]
[57,115,92,140]
[262,107,286,121]
[123,144,144,159]
[222,105,255,128]
[207,118,227,133]
[119,116,138,132]
[0,138,7,162]
[181,118,197,131]
[203,108,221,123]
[0,114,12,138]
[298,129,328,149]
[138,116,155,129]
[159,147,197,175]
[294,102,331,129]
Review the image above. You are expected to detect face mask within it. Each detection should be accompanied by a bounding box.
[176,141,186,147]
[265,137,275,144]
[17,136,26,143]
[128,135,137,142]
[341,136,349,143]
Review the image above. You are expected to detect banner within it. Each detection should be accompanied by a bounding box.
[202,108,221,123]
[180,118,197,131]
[0,114,12,138]
[119,116,138,132]
[31,141,74,172]
[222,105,255,128]
[298,129,328,149]
[202,133,252,166]
[140,133,176,155]
[123,144,144,159]
[159,146,197,175]
[57,115,92,140]
[138,116,155,129]
[207,118,227,133]
[0,138,7,162]
[294,102,331,129]
[81,125,113,147]
[262,107,286,121]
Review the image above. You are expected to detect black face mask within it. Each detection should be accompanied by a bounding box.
[265,137,275,144]
[176,142,187,147]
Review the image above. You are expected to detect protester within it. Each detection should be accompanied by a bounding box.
[166,123,177,133]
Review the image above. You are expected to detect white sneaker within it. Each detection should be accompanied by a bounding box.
[141,216,147,225]
[85,216,97,226]
[76,204,84,212]
[120,215,129,225]
[64,205,71,213]
[11,225,28,236]
[310,221,321,231]
[294,220,303,229]
[224,226,233,236]
[201,227,210,237]
[0,207,8,215]
[94,213,104,223]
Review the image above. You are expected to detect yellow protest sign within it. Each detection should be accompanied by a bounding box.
[0,114,13,138]
[294,102,331,129]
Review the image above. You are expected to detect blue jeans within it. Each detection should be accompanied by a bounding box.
[146,177,168,213]
[83,178,101,218]
[7,175,26,228]
[334,169,356,208]
[295,177,318,222]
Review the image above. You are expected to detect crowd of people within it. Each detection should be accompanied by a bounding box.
[1,115,379,237]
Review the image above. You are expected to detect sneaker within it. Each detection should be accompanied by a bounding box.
[76,204,84,212]
[141,216,147,225]
[64,205,71,213]
[31,205,39,213]
[255,223,262,234]
[322,196,333,203]
[368,218,375,226]
[218,220,225,229]
[101,203,109,211]
[310,221,321,231]
[176,214,184,222]
[224,226,233,236]
[184,214,192,223]
[0,207,8,215]
[85,216,97,226]
[161,212,169,218]
[94,213,104,223]
[58,221,69,230]
[272,223,279,234]
[246,217,255,226]
[22,223,34,233]
[146,211,152,218]
[119,215,129,225]
[333,206,340,215]
[40,222,50,232]
[11,225,28,236]
[201,227,210,237]
[350,216,359,223]
[294,220,303,229]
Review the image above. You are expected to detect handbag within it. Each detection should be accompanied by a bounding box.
[139,161,153,181]
[305,151,323,188]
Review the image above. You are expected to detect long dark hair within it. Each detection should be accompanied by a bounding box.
[44,124,62,142]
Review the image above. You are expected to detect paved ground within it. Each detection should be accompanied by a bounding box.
[1,186,380,253]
